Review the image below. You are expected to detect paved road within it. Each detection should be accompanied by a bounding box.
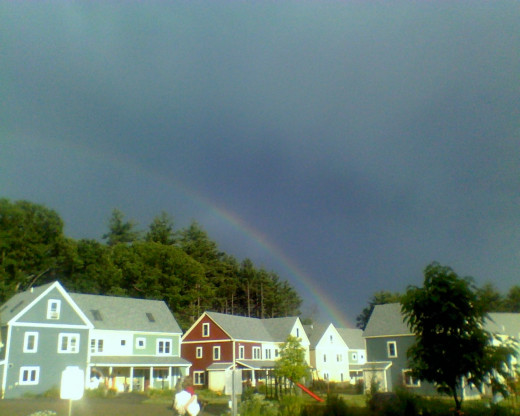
[0,396,228,416]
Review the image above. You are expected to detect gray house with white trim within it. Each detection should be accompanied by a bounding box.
[362,303,520,396]
[0,281,190,398]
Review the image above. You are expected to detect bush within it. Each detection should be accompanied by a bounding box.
[239,394,278,416]
[279,395,304,416]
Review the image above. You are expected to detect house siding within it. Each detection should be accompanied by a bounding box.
[365,336,436,395]
[5,325,89,398]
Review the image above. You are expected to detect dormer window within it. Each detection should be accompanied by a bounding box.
[47,299,61,320]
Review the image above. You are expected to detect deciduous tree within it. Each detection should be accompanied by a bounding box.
[401,262,517,412]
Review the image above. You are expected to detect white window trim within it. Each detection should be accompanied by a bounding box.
[196,346,203,359]
[193,371,205,385]
[58,333,80,353]
[47,299,61,320]
[202,323,210,337]
[23,332,39,353]
[387,341,397,358]
[157,338,172,355]
[136,337,146,349]
[351,353,357,361]
[253,346,261,360]
[90,338,104,353]
[213,346,221,361]
[265,349,271,359]
[239,345,245,359]
[19,366,40,385]
[403,369,421,387]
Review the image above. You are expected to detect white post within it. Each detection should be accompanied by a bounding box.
[150,366,154,390]
[130,367,134,392]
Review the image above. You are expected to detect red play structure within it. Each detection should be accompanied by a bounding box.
[295,382,324,402]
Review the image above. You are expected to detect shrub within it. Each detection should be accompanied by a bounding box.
[239,394,278,416]
[279,395,304,416]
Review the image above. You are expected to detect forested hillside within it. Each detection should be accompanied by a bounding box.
[0,199,301,329]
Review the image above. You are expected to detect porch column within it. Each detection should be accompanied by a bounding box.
[130,367,134,392]
[150,366,154,390]
[168,366,172,389]
[252,370,257,387]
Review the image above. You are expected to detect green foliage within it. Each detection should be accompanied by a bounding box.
[102,209,140,246]
[0,198,65,301]
[401,262,518,412]
[0,199,303,331]
[279,395,304,416]
[275,336,310,383]
[239,394,279,416]
[145,211,176,245]
[356,291,402,330]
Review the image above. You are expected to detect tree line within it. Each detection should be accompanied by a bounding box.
[0,199,301,329]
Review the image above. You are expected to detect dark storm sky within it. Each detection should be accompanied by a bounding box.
[2,2,520,325]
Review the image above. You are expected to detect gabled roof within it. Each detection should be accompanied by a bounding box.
[202,311,300,342]
[264,316,301,342]
[303,324,329,348]
[363,303,411,338]
[486,313,520,338]
[337,328,364,349]
[70,293,182,333]
[0,282,55,324]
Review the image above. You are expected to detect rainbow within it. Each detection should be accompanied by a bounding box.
[7,137,354,328]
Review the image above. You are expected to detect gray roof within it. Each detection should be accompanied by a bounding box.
[70,293,182,333]
[205,312,299,342]
[485,313,520,338]
[264,316,301,342]
[90,355,190,367]
[207,362,233,371]
[303,324,329,348]
[337,328,365,349]
[237,359,277,369]
[363,303,411,338]
[0,282,55,324]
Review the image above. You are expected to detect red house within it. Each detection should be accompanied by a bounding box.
[181,311,310,391]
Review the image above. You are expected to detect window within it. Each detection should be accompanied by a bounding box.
[387,341,397,358]
[19,366,39,385]
[330,335,333,343]
[58,333,80,353]
[352,353,358,361]
[194,371,205,385]
[296,328,300,337]
[136,337,146,349]
[336,354,342,362]
[90,339,104,353]
[253,347,261,359]
[213,346,221,360]
[146,312,155,322]
[403,370,420,387]
[275,349,279,358]
[121,339,126,346]
[202,323,210,337]
[323,354,327,363]
[23,332,38,353]
[157,339,172,355]
[47,299,61,320]
[265,349,272,359]
[196,346,203,359]
[239,345,245,359]
[324,372,329,380]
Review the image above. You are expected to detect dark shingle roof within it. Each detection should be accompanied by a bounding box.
[337,328,364,349]
[486,313,520,338]
[70,293,182,333]
[0,282,55,324]
[363,303,411,338]
[205,311,299,342]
